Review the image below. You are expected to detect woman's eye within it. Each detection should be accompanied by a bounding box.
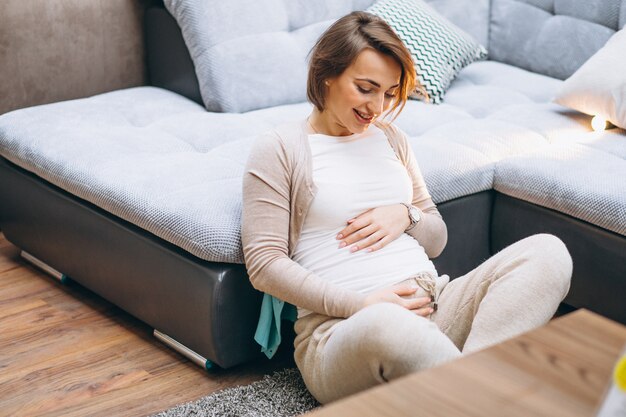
[357,86,372,94]
[385,92,397,99]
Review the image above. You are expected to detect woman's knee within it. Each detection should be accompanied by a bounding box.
[309,303,461,403]
[351,303,420,341]
[530,233,571,270]
[523,234,573,295]
[350,303,459,366]
[350,303,423,350]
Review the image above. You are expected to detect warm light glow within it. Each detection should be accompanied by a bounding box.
[592,115,608,131]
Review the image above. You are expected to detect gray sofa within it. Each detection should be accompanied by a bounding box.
[0,0,624,370]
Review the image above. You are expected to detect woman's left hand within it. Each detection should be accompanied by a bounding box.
[336,204,410,253]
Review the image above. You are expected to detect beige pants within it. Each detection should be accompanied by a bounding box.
[293,234,573,404]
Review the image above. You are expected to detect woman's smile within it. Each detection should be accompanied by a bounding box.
[354,108,374,124]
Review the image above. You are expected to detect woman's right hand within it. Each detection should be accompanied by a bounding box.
[362,282,434,317]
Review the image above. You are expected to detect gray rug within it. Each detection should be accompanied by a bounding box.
[151,368,320,417]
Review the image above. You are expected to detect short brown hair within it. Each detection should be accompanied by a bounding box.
[307,11,419,120]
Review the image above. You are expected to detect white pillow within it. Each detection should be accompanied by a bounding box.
[554,28,626,130]
[367,0,487,104]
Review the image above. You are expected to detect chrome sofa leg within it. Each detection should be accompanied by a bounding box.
[20,250,69,284]
[154,329,215,370]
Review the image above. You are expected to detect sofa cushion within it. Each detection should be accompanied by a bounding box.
[554,28,626,130]
[163,0,377,113]
[0,88,263,263]
[162,0,489,113]
[425,0,490,47]
[0,62,607,264]
[406,119,549,203]
[489,0,626,80]
[495,140,626,236]
[400,61,587,142]
[366,0,487,104]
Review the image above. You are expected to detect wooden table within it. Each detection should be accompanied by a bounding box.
[307,310,626,417]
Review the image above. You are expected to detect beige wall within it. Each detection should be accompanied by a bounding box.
[0,0,155,115]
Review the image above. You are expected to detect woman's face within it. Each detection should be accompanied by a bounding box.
[322,48,402,136]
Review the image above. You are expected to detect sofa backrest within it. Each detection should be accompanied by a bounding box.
[488,0,626,80]
[428,0,490,48]
[161,0,622,112]
[162,0,490,113]
[164,0,376,113]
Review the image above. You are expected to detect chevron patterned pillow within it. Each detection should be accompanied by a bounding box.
[367,0,487,104]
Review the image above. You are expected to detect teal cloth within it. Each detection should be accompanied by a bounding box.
[254,294,298,359]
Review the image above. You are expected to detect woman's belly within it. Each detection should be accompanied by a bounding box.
[292,229,437,295]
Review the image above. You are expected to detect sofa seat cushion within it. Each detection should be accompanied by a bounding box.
[396,61,588,137]
[392,60,593,202]
[0,87,296,264]
[494,138,626,236]
[0,61,605,263]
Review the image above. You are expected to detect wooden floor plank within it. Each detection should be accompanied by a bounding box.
[0,232,294,417]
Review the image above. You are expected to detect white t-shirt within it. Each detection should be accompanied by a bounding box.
[291,125,437,317]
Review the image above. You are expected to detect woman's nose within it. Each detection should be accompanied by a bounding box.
[368,93,385,116]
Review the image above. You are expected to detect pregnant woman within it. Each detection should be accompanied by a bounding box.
[242,11,572,404]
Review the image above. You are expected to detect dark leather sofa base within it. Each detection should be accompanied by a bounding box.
[433,191,494,279]
[0,156,497,367]
[2,153,623,368]
[492,193,626,324]
[0,157,262,368]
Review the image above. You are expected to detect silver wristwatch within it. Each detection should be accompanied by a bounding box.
[401,203,421,231]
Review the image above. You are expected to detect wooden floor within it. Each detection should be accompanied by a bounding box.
[0,232,295,417]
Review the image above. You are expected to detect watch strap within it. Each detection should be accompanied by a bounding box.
[401,203,419,231]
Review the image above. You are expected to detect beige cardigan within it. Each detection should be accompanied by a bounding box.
[241,118,447,319]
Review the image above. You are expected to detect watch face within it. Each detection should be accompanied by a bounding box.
[410,207,420,222]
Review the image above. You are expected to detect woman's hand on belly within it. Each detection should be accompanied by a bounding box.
[362,282,434,317]
[336,204,410,253]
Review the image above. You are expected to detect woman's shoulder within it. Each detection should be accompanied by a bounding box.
[247,118,309,169]
[374,120,409,152]
[255,119,308,151]
[374,120,405,139]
